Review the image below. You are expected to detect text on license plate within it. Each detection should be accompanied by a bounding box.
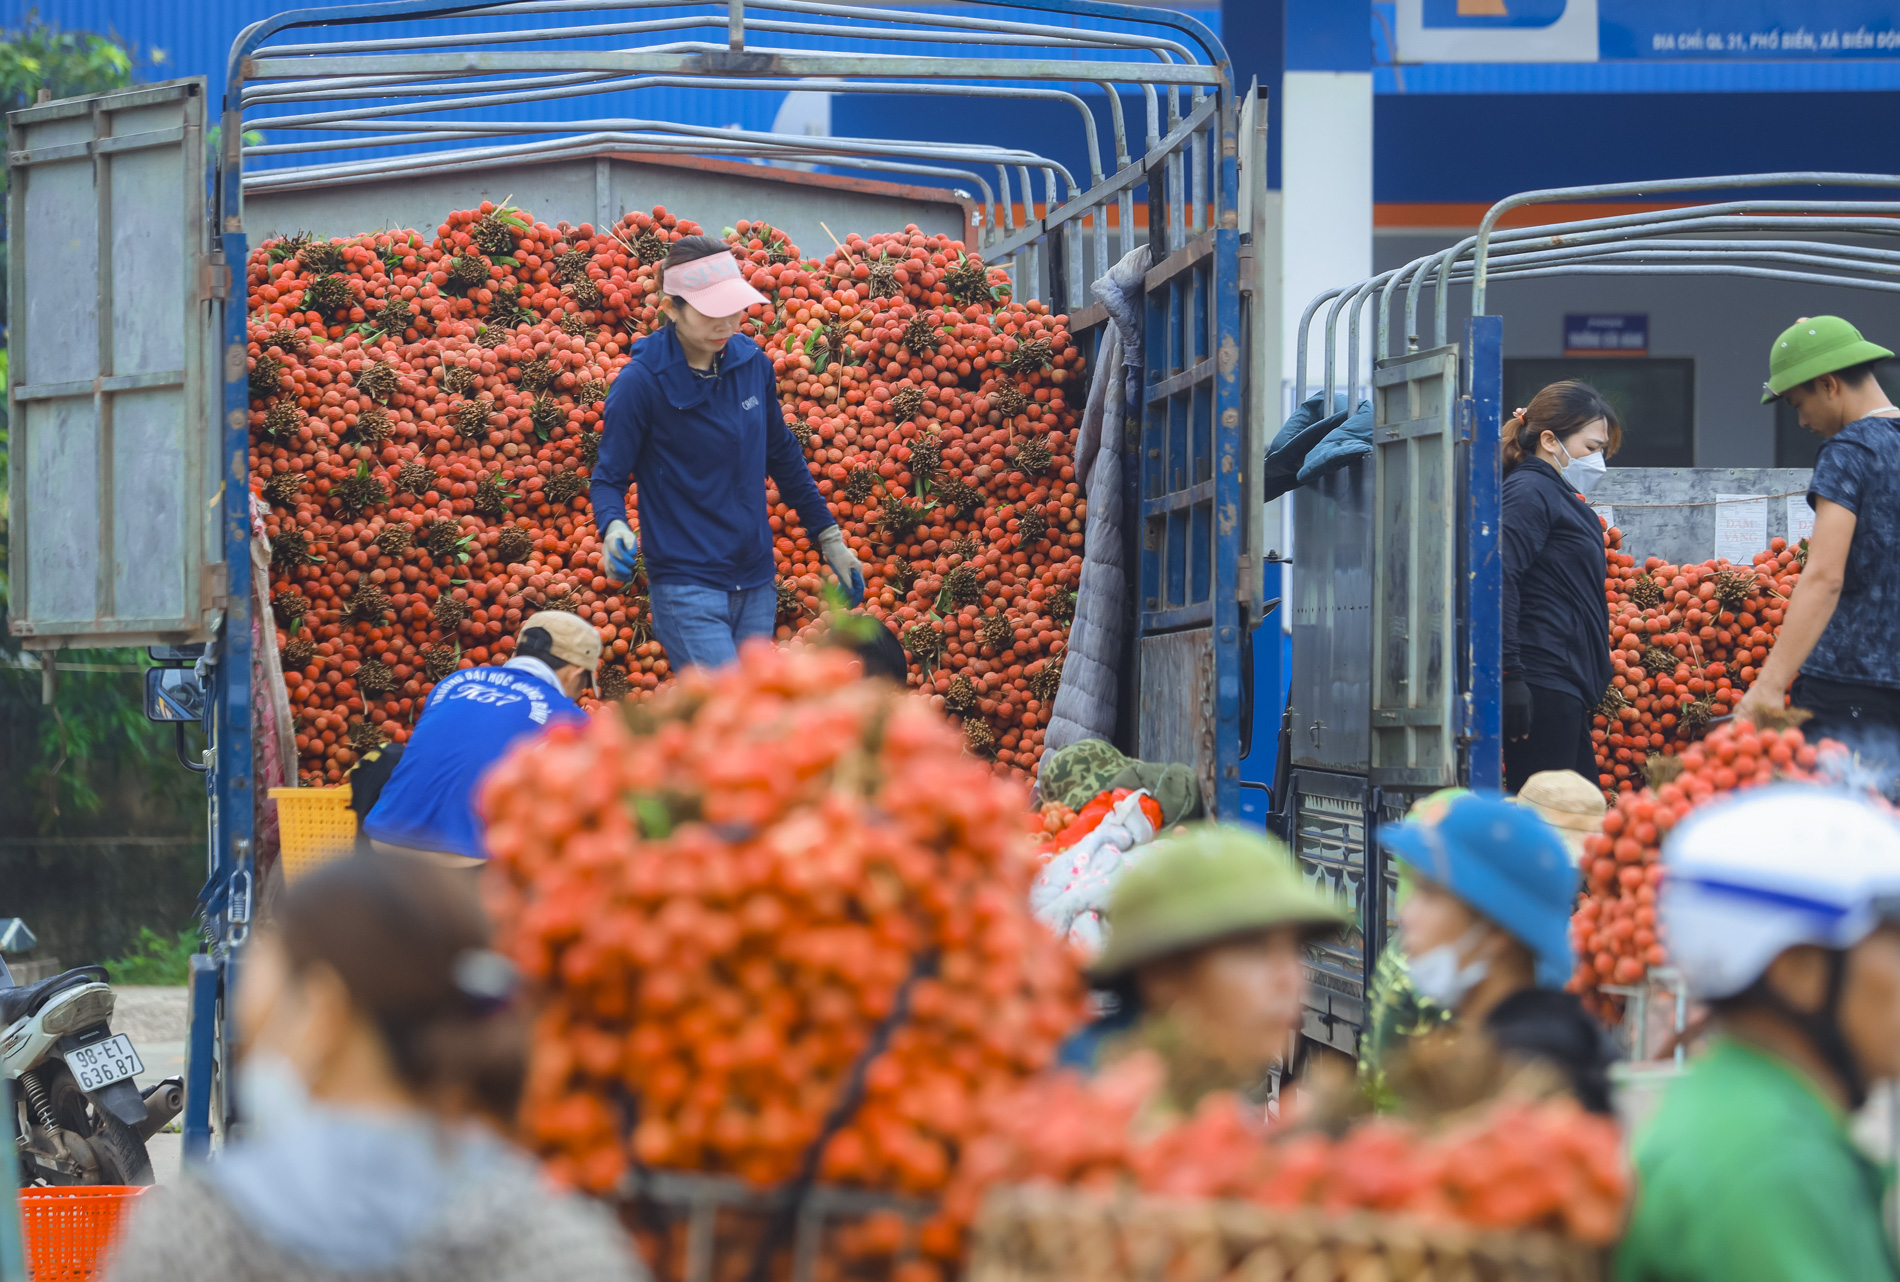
[65,1035,143,1092]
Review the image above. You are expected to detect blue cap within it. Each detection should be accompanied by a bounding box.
[1378,792,1577,987]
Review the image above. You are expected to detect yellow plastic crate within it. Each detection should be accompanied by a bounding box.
[269,786,358,883]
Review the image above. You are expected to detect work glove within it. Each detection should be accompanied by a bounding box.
[602,519,640,583]
[816,526,865,607]
[1503,679,1534,743]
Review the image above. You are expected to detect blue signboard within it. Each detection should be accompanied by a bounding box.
[1564,313,1647,356]
[1601,1,1900,59]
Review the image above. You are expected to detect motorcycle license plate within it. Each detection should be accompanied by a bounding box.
[65,1035,143,1092]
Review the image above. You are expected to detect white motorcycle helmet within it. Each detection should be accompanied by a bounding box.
[1663,787,1900,1104]
[1665,786,1900,1000]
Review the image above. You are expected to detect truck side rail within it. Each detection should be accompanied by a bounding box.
[1470,172,1900,315]
[220,0,1231,312]
[1295,189,1900,397]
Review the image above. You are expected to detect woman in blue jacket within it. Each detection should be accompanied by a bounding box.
[589,235,862,670]
[1501,381,1621,793]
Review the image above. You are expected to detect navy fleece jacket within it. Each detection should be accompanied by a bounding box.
[590,326,835,591]
[1501,457,1612,706]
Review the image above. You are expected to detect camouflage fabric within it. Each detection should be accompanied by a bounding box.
[1360,783,1462,1089]
[1038,739,1205,824]
[1359,945,1450,1101]
[1109,760,1203,825]
[1038,739,1132,811]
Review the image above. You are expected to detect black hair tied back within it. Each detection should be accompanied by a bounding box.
[1501,380,1623,474]
[278,856,531,1123]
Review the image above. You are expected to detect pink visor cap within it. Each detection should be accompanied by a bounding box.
[663,251,769,317]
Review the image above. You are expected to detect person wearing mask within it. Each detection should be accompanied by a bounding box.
[590,234,863,670]
[1501,381,1622,793]
[1379,792,1615,1115]
[1361,779,1606,1098]
[104,856,645,1282]
[362,612,594,865]
[1737,318,1900,788]
[1067,825,1348,1112]
[1617,788,1900,1281]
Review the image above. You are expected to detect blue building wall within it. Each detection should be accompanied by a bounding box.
[1376,90,1900,204]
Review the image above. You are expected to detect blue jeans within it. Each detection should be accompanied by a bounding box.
[648,581,777,671]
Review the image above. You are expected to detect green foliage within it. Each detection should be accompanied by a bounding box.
[205,125,266,155]
[821,584,885,644]
[0,13,138,111]
[106,926,199,987]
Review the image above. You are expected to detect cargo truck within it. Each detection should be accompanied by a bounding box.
[5,0,1262,1155]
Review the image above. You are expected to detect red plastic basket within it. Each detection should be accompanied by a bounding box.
[18,1186,151,1281]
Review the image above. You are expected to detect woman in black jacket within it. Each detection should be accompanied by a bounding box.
[1502,381,1622,793]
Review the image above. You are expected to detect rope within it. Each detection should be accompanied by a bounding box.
[1597,489,1809,510]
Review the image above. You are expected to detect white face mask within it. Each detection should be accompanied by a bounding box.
[236,1052,314,1139]
[1556,438,1608,496]
[1405,924,1494,1009]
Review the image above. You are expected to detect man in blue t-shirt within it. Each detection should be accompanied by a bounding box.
[589,234,863,671]
[363,611,596,864]
[1742,316,1900,788]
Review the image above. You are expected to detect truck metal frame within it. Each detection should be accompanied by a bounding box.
[1287,174,1900,1055]
[6,82,217,651]
[218,0,1268,808]
[11,0,1268,1158]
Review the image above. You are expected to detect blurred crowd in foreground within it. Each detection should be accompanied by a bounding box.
[93,308,1891,1282]
[79,626,1900,1281]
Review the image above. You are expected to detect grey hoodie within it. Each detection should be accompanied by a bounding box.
[102,1114,644,1282]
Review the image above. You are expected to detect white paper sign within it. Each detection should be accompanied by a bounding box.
[1592,504,1614,532]
[1786,493,1816,546]
[1714,493,1768,564]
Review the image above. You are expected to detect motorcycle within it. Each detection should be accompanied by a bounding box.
[2,919,183,1185]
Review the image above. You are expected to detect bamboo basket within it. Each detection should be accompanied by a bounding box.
[966,1184,1604,1282]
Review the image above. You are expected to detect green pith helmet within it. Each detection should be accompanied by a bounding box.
[1761,316,1894,403]
[1088,824,1350,984]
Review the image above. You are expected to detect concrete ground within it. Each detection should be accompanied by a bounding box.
[115,986,188,1184]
